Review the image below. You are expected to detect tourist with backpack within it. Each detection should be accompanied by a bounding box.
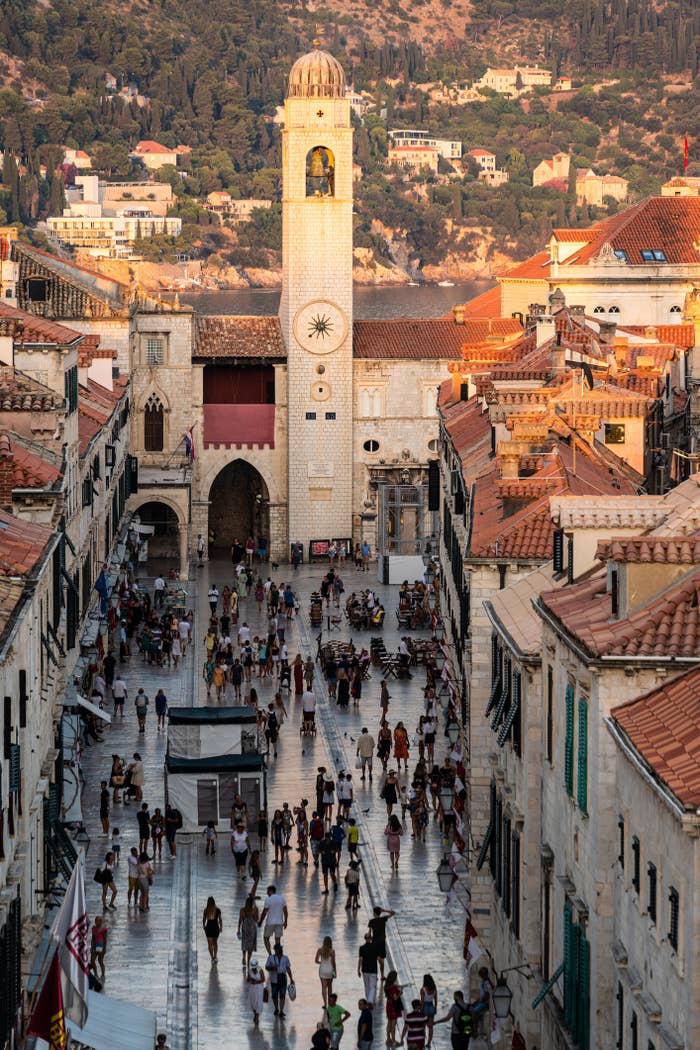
[434,989,473,1049]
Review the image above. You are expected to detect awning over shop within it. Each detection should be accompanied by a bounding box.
[63,692,112,724]
[65,991,156,1050]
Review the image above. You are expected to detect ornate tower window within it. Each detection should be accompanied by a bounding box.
[144,395,164,452]
[306,146,336,198]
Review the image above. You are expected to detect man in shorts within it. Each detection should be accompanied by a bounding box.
[319,831,339,893]
[302,687,316,730]
[112,675,127,718]
[258,884,288,954]
[368,906,395,980]
[178,617,191,654]
[127,847,140,906]
[356,727,375,782]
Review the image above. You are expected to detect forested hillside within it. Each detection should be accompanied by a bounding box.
[0,0,698,276]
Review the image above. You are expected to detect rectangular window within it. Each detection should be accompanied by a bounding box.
[669,887,679,950]
[324,412,336,420]
[511,831,520,938]
[616,983,624,1050]
[494,797,503,896]
[647,863,657,923]
[546,665,553,763]
[488,781,497,878]
[502,816,511,917]
[618,816,625,869]
[577,697,588,814]
[305,412,316,420]
[632,836,641,893]
[145,336,164,365]
[604,423,626,445]
[564,681,575,797]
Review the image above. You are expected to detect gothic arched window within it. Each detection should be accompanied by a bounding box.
[144,395,164,452]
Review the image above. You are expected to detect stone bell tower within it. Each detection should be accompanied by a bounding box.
[280,42,354,551]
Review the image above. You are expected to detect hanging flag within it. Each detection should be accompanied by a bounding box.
[684,134,689,174]
[463,918,484,968]
[94,566,110,617]
[184,424,196,462]
[52,853,89,1027]
[27,950,67,1049]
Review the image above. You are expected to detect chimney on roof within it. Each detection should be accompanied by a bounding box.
[0,434,14,510]
[570,305,585,318]
[549,287,566,312]
[536,313,555,348]
[452,304,466,325]
[598,320,617,344]
[551,331,566,377]
[500,447,520,480]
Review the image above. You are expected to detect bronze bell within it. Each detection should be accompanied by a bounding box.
[307,148,326,178]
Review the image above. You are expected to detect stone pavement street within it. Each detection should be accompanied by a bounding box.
[78,555,473,1049]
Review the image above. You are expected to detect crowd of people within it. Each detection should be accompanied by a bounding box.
[78,553,485,1050]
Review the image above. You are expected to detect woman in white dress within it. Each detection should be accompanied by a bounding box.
[247,958,266,1024]
[315,935,336,1007]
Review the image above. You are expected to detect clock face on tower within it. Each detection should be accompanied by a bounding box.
[293,300,348,355]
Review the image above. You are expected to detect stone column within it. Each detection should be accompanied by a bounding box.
[178,524,189,580]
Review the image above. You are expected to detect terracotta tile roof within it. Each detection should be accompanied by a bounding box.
[0,431,62,490]
[487,563,566,658]
[596,536,700,565]
[0,302,83,346]
[619,324,695,350]
[611,666,700,808]
[0,367,63,411]
[625,344,678,370]
[353,318,468,359]
[194,315,286,359]
[0,576,26,640]
[78,412,101,457]
[452,285,502,320]
[0,507,54,576]
[565,197,700,266]
[552,229,597,242]
[550,495,669,530]
[540,567,700,659]
[14,242,130,292]
[610,371,659,397]
[442,397,492,477]
[501,249,552,281]
[133,140,177,154]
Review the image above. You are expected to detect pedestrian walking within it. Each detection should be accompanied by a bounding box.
[368,906,395,980]
[358,932,379,1007]
[137,851,153,912]
[99,780,110,835]
[98,852,117,910]
[377,721,392,772]
[315,935,337,1006]
[246,958,265,1025]
[109,754,124,804]
[208,585,219,614]
[137,803,151,853]
[112,675,127,718]
[434,990,473,1049]
[293,654,304,696]
[393,722,409,772]
[265,943,294,1018]
[347,818,359,861]
[203,820,217,855]
[155,689,168,730]
[258,884,288,954]
[356,728,375,782]
[134,689,149,733]
[322,772,335,822]
[164,804,181,857]
[420,974,438,1047]
[384,972,404,1047]
[129,753,144,802]
[325,993,350,1049]
[231,821,251,879]
[309,810,324,868]
[270,809,286,865]
[345,860,360,910]
[357,998,374,1050]
[294,802,309,866]
[150,807,164,859]
[401,1001,429,1050]
[319,831,338,893]
[248,849,262,897]
[385,814,403,871]
[238,894,259,969]
[202,896,223,963]
[380,769,399,817]
[257,808,268,853]
[110,827,121,865]
[90,915,108,981]
[336,667,350,710]
[127,846,139,906]
[197,534,205,564]
[212,662,226,700]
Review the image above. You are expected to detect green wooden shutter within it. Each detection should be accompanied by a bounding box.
[563,901,574,1028]
[577,931,590,1050]
[564,683,575,797]
[577,697,588,814]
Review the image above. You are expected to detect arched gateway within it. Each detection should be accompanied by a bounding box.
[208,459,270,557]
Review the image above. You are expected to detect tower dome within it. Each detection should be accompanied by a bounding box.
[288,41,346,100]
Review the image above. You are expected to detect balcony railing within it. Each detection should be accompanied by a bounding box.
[203,404,275,449]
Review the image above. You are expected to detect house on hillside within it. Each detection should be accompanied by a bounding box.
[533,152,571,187]
[130,141,189,170]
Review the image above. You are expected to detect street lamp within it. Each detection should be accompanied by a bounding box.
[424,564,435,587]
[436,854,454,893]
[492,976,513,1019]
[446,720,461,745]
[434,619,446,642]
[434,648,446,672]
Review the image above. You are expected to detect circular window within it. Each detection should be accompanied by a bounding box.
[428,439,438,452]
[363,439,380,453]
[316,364,326,374]
[310,382,331,402]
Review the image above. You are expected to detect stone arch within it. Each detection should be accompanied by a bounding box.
[128,495,189,576]
[207,459,271,556]
[306,145,336,197]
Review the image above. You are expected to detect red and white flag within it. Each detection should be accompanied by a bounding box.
[463,918,484,968]
[27,950,67,1049]
[52,853,89,1027]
